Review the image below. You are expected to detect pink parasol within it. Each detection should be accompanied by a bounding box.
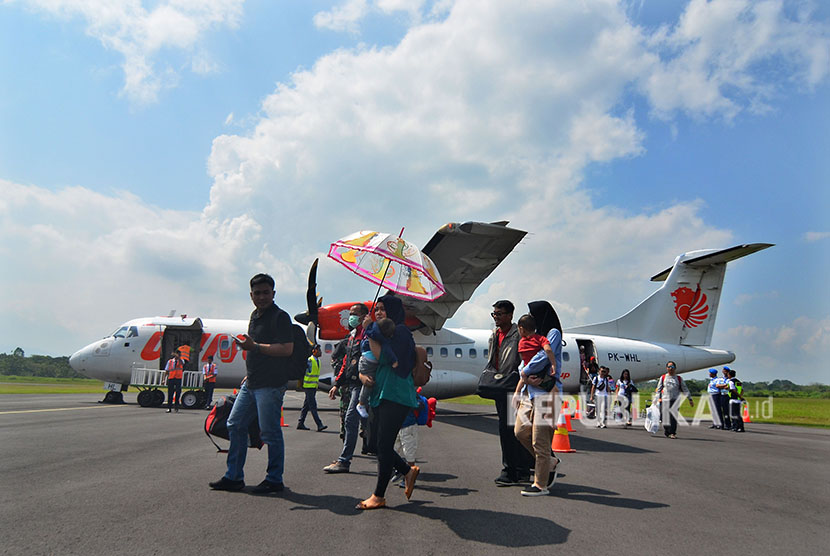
[327,230,445,301]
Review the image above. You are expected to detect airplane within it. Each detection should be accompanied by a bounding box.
[68,220,772,408]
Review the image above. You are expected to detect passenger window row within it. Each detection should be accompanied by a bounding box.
[323,343,496,360]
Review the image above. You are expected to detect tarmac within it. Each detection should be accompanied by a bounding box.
[1,391,828,556]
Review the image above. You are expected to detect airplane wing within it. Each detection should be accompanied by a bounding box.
[402,221,527,333]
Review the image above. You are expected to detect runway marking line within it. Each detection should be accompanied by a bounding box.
[0,405,128,415]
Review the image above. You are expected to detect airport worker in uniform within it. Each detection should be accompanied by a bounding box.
[298,345,327,431]
[477,300,534,487]
[203,355,217,409]
[324,303,370,473]
[654,361,694,438]
[720,367,733,430]
[728,369,746,432]
[164,349,183,413]
[209,273,294,494]
[706,368,725,428]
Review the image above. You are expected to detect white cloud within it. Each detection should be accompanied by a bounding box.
[3,0,828,370]
[314,0,432,33]
[641,0,830,120]
[805,231,830,242]
[313,0,369,33]
[11,0,244,104]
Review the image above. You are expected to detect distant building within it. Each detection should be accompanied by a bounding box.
[13,347,24,357]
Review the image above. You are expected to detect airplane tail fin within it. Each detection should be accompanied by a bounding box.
[567,243,773,346]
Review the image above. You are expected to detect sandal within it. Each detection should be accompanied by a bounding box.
[356,496,386,510]
[404,465,420,500]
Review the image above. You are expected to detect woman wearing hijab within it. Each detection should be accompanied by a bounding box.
[356,294,420,510]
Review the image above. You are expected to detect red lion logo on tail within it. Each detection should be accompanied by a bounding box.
[671,287,708,327]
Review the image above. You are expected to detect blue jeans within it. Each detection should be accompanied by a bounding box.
[224,382,286,484]
[337,385,364,465]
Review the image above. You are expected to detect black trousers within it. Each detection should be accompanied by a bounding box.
[494,393,533,479]
[167,378,182,409]
[204,382,215,408]
[711,392,725,427]
[719,394,732,429]
[730,401,744,431]
[373,400,412,498]
[662,398,678,436]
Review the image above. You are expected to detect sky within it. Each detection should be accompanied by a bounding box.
[1,0,828,384]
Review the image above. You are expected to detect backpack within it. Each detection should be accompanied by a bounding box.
[412,346,432,387]
[414,394,429,425]
[284,324,313,381]
[204,395,263,453]
[658,373,682,396]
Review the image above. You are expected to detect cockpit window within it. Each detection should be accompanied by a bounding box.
[127,326,139,338]
[111,326,129,338]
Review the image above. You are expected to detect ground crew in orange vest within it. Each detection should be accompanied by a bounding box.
[203,355,218,409]
[165,349,184,413]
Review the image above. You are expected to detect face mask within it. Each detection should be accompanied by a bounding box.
[348,315,361,329]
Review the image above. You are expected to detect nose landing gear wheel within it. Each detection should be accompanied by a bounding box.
[101,391,124,404]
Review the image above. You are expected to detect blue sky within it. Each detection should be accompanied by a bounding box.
[1,0,828,384]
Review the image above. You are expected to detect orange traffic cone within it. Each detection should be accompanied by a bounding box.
[573,399,582,420]
[280,408,289,427]
[564,412,575,432]
[742,402,752,423]
[552,423,576,453]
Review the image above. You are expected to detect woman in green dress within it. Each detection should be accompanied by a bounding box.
[356,295,420,510]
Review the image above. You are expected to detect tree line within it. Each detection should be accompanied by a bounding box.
[2,352,828,397]
[635,378,830,399]
[0,353,83,379]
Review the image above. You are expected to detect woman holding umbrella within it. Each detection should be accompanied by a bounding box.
[356,294,420,510]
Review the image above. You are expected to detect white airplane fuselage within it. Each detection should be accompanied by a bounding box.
[68,316,734,400]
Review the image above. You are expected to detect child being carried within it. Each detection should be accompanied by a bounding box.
[356,317,398,419]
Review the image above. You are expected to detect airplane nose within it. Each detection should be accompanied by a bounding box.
[69,348,86,373]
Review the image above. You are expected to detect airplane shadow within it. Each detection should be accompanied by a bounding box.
[434,409,498,436]
[554,482,669,510]
[569,436,656,453]
[391,502,570,546]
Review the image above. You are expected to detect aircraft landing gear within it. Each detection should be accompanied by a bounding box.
[100,391,124,404]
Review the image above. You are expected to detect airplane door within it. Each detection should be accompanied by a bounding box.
[575,339,596,386]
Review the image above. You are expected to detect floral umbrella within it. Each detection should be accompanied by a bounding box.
[327,230,445,301]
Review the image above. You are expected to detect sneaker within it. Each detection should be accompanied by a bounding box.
[209,477,245,491]
[356,404,369,419]
[494,471,520,486]
[521,485,549,497]
[317,425,328,432]
[323,461,350,474]
[669,434,677,439]
[297,423,310,430]
[166,409,172,413]
[251,479,284,494]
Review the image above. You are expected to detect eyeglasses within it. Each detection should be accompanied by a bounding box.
[666,365,676,369]
[491,311,507,317]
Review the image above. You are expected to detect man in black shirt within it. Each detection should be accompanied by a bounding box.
[210,273,294,494]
